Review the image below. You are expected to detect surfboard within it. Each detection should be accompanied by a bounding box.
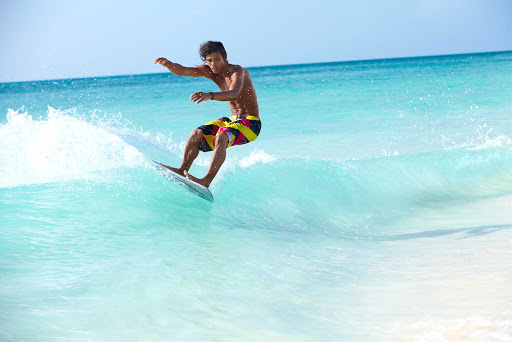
[152,160,214,202]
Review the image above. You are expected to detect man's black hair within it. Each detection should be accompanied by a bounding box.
[199,41,228,62]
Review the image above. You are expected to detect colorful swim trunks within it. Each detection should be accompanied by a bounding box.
[197,115,262,152]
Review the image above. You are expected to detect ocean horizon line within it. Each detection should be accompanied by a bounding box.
[1,49,510,85]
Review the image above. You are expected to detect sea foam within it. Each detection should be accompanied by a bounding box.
[0,107,145,188]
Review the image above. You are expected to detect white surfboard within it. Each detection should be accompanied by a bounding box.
[152,160,214,202]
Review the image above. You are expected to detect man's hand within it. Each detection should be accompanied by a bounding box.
[190,91,212,104]
[153,57,173,68]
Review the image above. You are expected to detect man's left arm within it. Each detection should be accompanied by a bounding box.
[190,68,244,104]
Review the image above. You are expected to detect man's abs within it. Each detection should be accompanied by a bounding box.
[229,76,259,118]
[229,99,259,118]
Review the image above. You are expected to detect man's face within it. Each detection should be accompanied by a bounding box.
[205,52,226,74]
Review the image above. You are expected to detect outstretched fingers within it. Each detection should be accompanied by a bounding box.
[153,57,172,67]
[190,92,207,104]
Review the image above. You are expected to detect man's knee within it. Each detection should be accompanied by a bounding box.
[215,131,229,146]
[191,128,203,140]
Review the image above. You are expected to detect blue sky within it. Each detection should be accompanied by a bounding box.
[1,0,510,82]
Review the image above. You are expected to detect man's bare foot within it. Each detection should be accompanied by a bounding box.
[184,170,211,188]
[160,163,186,177]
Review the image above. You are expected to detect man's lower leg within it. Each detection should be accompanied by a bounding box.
[203,138,227,184]
[185,132,228,188]
[161,129,202,176]
[179,130,202,172]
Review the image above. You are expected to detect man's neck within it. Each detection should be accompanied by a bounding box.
[218,64,234,77]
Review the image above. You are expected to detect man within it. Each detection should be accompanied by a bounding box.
[153,41,261,188]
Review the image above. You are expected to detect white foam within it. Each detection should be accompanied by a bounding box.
[399,316,512,342]
[471,133,512,151]
[382,149,400,157]
[0,107,145,188]
[238,149,277,168]
[470,318,512,342]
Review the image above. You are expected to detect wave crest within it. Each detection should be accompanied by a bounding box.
[0,107,145,188]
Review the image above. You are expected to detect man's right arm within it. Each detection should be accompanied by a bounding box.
[153,57,207,78]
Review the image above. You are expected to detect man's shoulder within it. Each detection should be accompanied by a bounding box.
[231,65,250,78]
[233,65,245,72]
[196,64,214,78]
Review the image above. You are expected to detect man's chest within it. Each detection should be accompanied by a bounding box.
[213,76,236,91]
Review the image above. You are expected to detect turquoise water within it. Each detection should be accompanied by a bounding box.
[1,51,512,340]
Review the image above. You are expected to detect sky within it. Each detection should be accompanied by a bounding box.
[0,0,511,83]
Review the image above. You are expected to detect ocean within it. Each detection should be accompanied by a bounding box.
[1,51,511,341]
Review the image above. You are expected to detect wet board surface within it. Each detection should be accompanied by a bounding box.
[152,160,214,202]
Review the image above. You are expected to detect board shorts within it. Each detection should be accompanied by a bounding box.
[197,115,262,152]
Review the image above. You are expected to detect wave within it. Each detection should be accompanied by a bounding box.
[2,108,511,235]
[0,107,146,188]
[213,145,512,235]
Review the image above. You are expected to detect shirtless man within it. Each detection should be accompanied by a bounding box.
[153,41,261,188]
